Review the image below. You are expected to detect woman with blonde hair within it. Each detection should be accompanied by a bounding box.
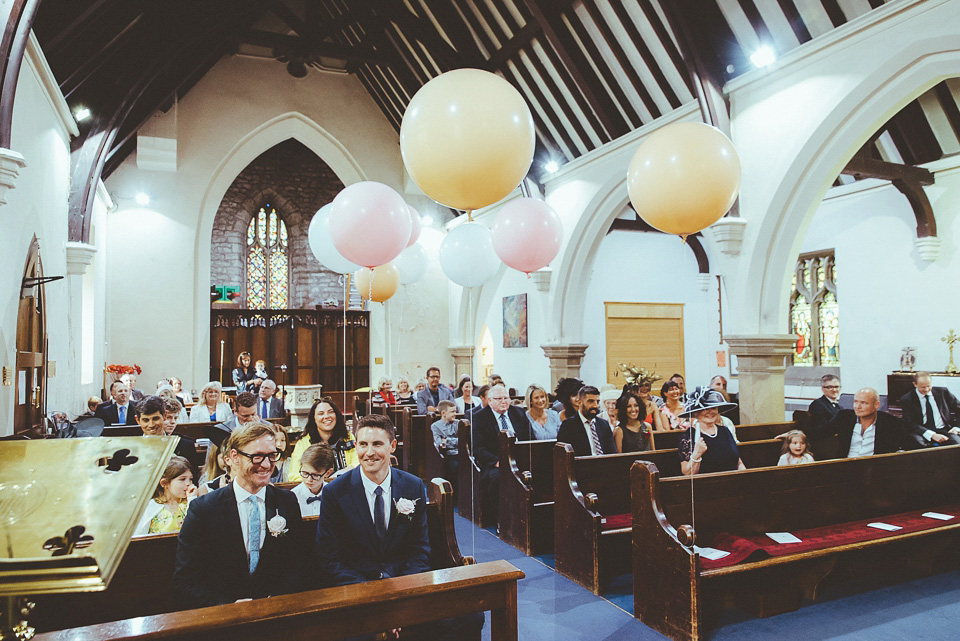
[188,381,233,422]
[525,384,561,440]
[395,377,416,406]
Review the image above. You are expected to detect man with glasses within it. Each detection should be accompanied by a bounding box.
[809,375,843,426]
[415,366,454,415]
[175,421,306,607]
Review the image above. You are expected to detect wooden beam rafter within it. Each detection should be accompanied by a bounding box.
[842,154,934,185]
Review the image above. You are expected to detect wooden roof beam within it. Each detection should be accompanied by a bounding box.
[240,29,392,67]
[842,153,934,185]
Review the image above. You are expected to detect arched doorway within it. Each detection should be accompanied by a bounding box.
[15,237,48,432]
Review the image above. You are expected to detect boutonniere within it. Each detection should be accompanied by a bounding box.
[267,512,288,538]
[394,497,419,520]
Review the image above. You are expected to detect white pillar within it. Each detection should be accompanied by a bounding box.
[725,335,796,424]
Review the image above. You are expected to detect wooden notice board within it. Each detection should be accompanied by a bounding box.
[604,302,684,393]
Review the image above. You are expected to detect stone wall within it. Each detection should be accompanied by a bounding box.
[210,138,346,308]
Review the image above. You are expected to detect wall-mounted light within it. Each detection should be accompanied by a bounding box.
[74,107,91,122]
[544,160,560,174]
[750,45,776,68]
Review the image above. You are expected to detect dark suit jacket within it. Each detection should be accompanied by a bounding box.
[316,466,429,586]
[808,395,841,426]
[258,396,285,419]
[557,414,616,457]
[898,387,960,435]
[471,405,532,469]
[812,409,915,458]
[174,483,304,607]
[93,401,137,425]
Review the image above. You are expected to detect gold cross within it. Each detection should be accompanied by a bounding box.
[943,330,959,374]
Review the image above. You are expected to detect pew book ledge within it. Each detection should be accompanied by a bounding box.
[34,560,525,641]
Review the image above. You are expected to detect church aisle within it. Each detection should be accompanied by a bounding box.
[452,514,960,640]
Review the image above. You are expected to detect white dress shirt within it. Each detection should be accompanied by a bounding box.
[360,471,391,530]
[116,402,131,423]
[847,420,876,458]
[292,482,323,517]
[580,413,600,456]
[917,390,946,440]
[234,483,267,560]
[494,409,517,437]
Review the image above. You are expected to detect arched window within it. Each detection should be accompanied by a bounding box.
[246,205,289,309]
[789,250,839,367]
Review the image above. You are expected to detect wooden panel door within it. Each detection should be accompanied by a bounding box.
[15,239,47,432]
[605,302,684,394]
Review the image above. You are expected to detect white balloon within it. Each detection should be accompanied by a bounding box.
[308,204,361,274]
[394,244,428,285]
[439,222,501,288]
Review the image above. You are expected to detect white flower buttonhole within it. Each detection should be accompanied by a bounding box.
[267,513,288,537]
[394,497,418,518]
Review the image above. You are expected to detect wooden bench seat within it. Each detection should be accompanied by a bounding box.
[554,439,784,594]
[631,445,960,641]
[498,432,556,555]
[649,421,796,451]
[458,419,492,527]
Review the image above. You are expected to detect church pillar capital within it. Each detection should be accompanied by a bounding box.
[0,148,27,207]
[705,217,747,256]
[448,345,475,381]
[724,334,796,424]
[65,242,97,276]
[541,343,589,391]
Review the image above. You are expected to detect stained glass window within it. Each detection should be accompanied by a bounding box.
[246,206,289,309]
[789,251,839,366]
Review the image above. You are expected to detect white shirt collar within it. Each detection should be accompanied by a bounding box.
[917,389,932,401]
[360,469,391,496]
[234,481,267,506]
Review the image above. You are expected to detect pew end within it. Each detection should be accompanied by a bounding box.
[498,432,556,555]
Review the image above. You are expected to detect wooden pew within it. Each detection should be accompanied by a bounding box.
[631,445,960,641]
[554,439,784,594]
[33,478,473,632]
[404,412,453,483]
[651,421,796,451]
[458,419,491,527]
[498,432,556,555]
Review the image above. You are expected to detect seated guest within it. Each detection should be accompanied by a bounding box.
[371,376,396,405]
[292,443,335,517]
[809,374,843,426]
[134,455,197,535]
[468,384,491,420]
[710,374,739,424]
[76,396,101,420]
[157,384,189,423]
[288,397,358,482]
[188,381,233,423]
[525,384,561,440]
[678,388,742,475]
[659,380,690,431]
[777,430,815,465]
[163,398,183,435]
[232,351,257,393]
[394,377,416,406]
[315,414,483,639]
[805,387,915,458]
[170,376,192,405]
[175,421,305,607]
[473,385,532,521]
[552,377,583,420]
[197,425,232,494]
[431,400,460,488]
[256,379,284,419]
[121,372,145,402]
[899,371,960,446]
[635,378,667,431]
[454,377,480,413]
[416,367,455,415]
[615,391,655,453]
[270,425,290,483]
[670,373,686,399]
[414,378,427,393]
[136,395,200,465]
[220,391,259,431]
[94,381,138,425]
[557,385,615,457]
[487,373,504,387]
[599,387,620,427]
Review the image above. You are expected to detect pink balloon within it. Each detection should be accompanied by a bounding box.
[328,182,412,268]
[491,198,562,274]
[406,204,422,247]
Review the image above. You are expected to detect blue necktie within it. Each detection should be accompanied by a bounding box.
[262,400,268,418]
[247,496,260,574]
[118,406,125,423]
[499,413,514,437]
[374,486,386,544]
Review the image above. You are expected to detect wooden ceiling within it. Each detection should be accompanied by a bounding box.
[31,0,960,193]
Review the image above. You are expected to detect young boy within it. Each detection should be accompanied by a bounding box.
[292,443,335,516]
[431,400,459,489]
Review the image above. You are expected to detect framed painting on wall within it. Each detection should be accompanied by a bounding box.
[503,294,528,348]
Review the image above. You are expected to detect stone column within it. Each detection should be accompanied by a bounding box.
[541,344,589,391]
[724,335,796,424]
[0,148,27,207]
[65,243,97,392]
[448,345,474,381]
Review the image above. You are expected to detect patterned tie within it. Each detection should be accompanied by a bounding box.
[498,413,514,437]
[118,406,125,424]
[374,486,387,544]
[247,496,260,574]
[925,395,936,430]
[588,419,604,455]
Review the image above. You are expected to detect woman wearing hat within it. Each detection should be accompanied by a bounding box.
[678,387,744,475]
[599,386,621,428]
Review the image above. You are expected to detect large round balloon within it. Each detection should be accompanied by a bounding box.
[400,69,535,210]
[491,198,563,274]
[307,204,361,274]
[354,263,399,303]
[406,204,422,248]
[328,182,411,268]
[627,122,741,237]
[394,244,428,285]
[439,222,501,288]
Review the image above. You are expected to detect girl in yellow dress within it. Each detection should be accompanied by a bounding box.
[134,456,197,535]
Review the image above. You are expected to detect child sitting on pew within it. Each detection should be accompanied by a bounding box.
[292,443,336,516]
[134,455,197,535]
[197,425,232,496]
[777,430,814,465]
[270,424,290,483]
[431,400,460,489]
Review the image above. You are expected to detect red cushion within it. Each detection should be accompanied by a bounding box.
[602,513,632,530]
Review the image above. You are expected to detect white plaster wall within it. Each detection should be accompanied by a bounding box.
[104,55,408,391]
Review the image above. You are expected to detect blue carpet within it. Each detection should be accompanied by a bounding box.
[453,514,960,640]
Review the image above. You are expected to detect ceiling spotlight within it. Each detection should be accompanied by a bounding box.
[421,215,434,227]
[134,192,150,206]
[74,107,91,122]
[750,45,776,69]
[544,160,560,174]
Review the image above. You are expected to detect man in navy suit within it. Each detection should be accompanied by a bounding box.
[316,413,482,640]
[898,372,960,446]
[94,381,137,425]
[175,421,305,607]
[257,379,285,419]
[557,385,616,457]
[471,385,532,522]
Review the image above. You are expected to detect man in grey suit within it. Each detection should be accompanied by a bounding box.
[415,367,454,415]
[257,379,284,419]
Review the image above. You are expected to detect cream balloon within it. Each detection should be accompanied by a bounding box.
[354,264,400,303]
[627,122,741,238]
[400,69,535,210]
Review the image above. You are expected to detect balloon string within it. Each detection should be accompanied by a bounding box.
[466,209,474,222]
[342,277,347,415]
[368,270,375,304]
[679,234,688,244]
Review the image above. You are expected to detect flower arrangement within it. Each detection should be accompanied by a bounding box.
[617,363,661,387]
[105,364,142,376]
[394,497,418,519]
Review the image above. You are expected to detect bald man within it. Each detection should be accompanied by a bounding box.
[812,387,916,458]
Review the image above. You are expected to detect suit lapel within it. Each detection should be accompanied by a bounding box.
[347,468,381,555]
[220,485,248,571]
[385,468,407,548]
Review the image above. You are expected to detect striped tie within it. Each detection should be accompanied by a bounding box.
[588,419,603,455]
